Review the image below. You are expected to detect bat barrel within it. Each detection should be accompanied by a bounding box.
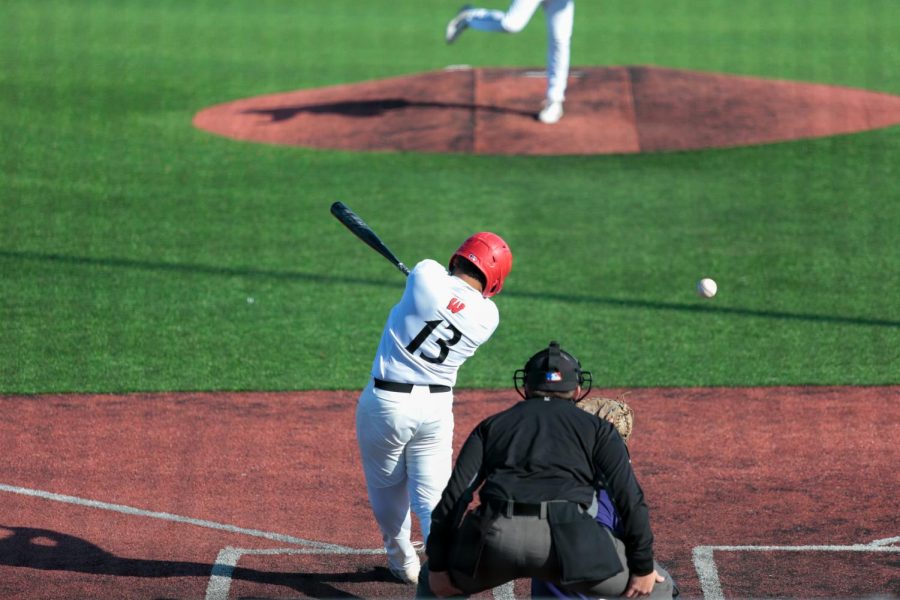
[331,200,408,277]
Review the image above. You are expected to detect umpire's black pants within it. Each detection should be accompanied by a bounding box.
[417,503,674,599]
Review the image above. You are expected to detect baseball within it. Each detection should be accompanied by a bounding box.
[696,278,717,298]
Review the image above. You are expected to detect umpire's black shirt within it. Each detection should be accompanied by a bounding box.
[427,395,655,576]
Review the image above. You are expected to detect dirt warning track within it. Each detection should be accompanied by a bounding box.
[193,66,900,155]
[1,386,898,599]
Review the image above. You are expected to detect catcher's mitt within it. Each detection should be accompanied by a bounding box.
[576,396,634,442]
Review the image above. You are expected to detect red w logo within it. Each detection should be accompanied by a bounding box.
[447,298,466,314]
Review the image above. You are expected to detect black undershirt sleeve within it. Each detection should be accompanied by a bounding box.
[593,425,655,576]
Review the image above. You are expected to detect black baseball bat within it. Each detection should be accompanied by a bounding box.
[330,201,410,276]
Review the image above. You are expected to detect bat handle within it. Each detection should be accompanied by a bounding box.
[398,263,410,276]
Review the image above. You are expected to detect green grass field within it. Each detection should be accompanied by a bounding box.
[2,0,899,393]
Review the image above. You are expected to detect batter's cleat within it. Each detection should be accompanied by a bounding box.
[446,5,473,44]
[389,563,420,585]
[538,99,564,124]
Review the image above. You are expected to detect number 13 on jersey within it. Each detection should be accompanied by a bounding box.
[406,319,462,365]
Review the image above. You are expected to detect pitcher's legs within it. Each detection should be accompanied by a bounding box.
[543,0,574,102]
[466,0,543,33]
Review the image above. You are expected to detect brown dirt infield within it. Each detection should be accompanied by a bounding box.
[1,386,898,599]
[193,66,900,155]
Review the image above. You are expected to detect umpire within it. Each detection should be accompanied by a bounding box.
[421,341,672,599]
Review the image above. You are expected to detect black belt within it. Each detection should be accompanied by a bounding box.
[485,498,572,519]
[373,378,451,394]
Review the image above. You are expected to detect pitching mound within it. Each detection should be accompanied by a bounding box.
[193,66,900,155]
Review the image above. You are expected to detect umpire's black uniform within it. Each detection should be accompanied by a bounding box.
[421,342,671,598]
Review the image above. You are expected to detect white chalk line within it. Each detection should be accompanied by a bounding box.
[205,545,515,600]
[3,482,484,599]
[0,482,350,551]
[522,69,585,79]
[693,537,900,600]
[205,546,387,600]
[493,581,516,600]
[11,478,892,599]
[206,547,242,600]
[871,536,900,546]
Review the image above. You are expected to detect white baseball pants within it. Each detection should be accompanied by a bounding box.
[355,380,454,573]
[464,0,575,103]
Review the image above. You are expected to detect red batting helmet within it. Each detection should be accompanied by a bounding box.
[450,232,512,298]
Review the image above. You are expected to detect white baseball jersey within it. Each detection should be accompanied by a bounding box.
[371,259,499,387]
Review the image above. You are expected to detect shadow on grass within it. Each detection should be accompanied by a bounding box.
[0,524,399,599]
[2,249,897,328]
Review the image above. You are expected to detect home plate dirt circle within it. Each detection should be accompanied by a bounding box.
[193,65,900,155]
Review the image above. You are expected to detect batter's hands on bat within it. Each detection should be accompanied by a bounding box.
[624,570,665,598]
[429,569,463,598]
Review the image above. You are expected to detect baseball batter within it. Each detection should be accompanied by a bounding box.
[445,0,575,124]
[356,232,512,584]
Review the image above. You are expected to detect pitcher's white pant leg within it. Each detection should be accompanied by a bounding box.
[467,0,542,33]
[500,0,543,32]
[355,383,419,571]
[466,8,508,32]
[544,0,574,102]
[405,392,454,540]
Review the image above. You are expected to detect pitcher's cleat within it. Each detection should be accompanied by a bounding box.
[538,99,564,124]
[446,5,473,44]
